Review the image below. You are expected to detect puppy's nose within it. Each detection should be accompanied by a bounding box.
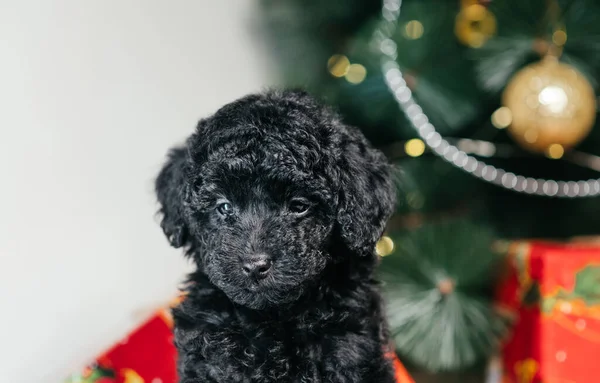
[241,255,272,280]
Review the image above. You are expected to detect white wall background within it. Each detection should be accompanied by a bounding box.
[0,1,271,382]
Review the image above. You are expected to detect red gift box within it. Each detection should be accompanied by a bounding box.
[496,241,600,383]
[65,307,178,383]
[66,300,414,383]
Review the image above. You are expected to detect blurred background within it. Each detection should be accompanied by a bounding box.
[3,0,600,382]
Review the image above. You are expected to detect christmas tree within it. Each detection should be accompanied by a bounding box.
[258,0,600,380]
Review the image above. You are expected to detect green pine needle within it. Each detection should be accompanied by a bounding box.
[379,220,506,372]
[473,38,535,93]
[392,157,483,214]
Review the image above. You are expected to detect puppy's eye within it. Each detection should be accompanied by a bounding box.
[216,202,234,216]
[289,198,311,215]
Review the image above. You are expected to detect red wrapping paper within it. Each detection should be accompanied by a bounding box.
[65,308,177,383]
[496,241,600,383]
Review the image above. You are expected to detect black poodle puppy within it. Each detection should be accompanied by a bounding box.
[155,90,397,382]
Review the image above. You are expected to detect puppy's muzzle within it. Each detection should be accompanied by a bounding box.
[241,254,272,281]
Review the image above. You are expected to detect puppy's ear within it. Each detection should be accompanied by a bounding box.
[155,146,190,248]
[336,126,396,256]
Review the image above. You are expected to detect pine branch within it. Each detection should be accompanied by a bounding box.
[379,220,508,372]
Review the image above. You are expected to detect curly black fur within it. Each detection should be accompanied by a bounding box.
[155,90,397,382]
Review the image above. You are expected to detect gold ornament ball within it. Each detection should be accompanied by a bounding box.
[502,59,597,153]
[455,4,496,48]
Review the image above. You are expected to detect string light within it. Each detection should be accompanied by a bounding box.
[546,144,564,159]
[327,55,367,84]
[404,20,424,40]
[345,63,367,84]
[327,55,350,77]
[491,107,512,129]
[376,236,395,257]
[552,30,567,46]
[405,138,426,157]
